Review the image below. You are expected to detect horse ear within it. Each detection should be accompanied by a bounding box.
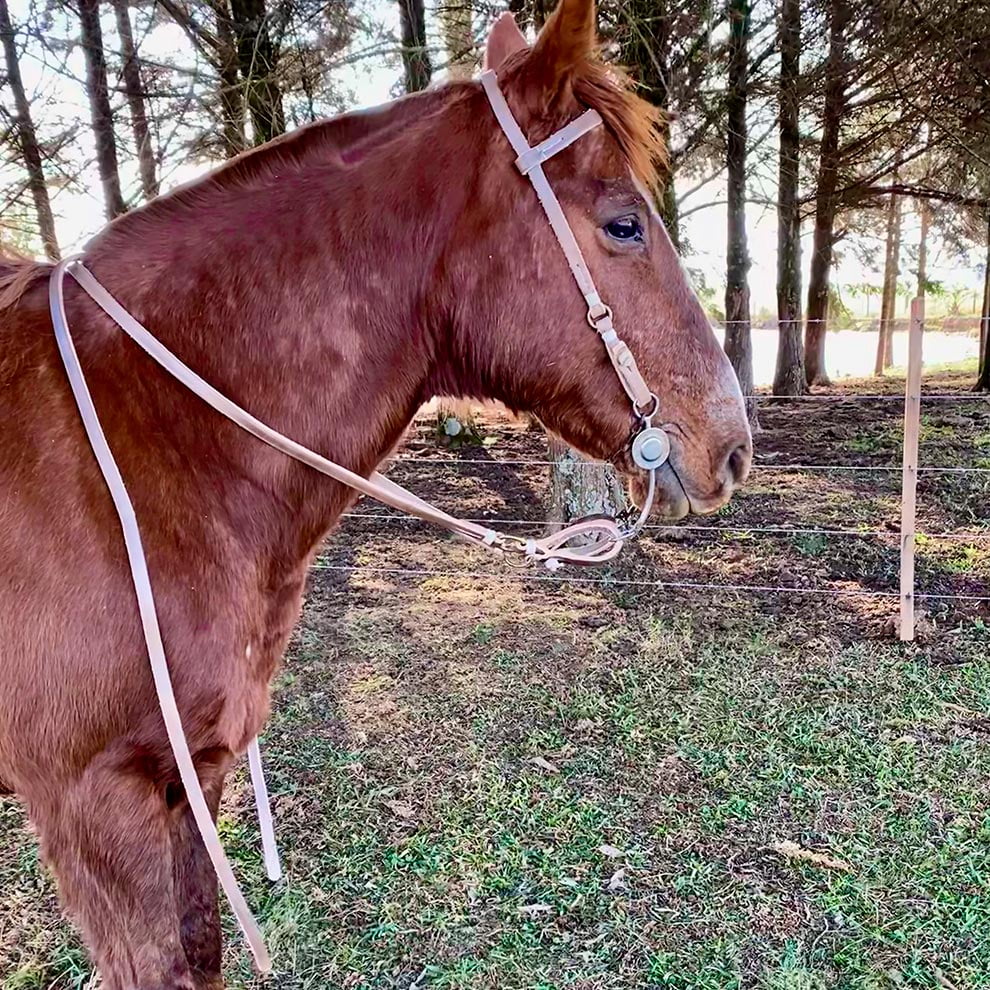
[483,13,528,71]
[531,0,596,80]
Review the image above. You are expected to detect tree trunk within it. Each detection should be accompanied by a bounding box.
[618,0,679,249]
[977,210,990,392]
[215,0,246,157]
[228,0,285,143]
[0,0,59,259]
[916,199,929,299]
[723,0,757,427]
[440,0,474,79]
[659,167,680,251]
[112,0,158,199]
[78,0,127,219]
[773,0,804,395]
[804,0,850,387]
[505,0,549,30]
[434,399,477,442]
[805,217,834,385]
[875,192,902,375]
[398,0,431,92]
[547,437,625,534]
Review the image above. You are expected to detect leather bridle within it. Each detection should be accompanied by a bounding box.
[47,70,671,972]
[480,70,671,512]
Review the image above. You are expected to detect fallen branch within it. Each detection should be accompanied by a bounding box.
[770,839,852,873]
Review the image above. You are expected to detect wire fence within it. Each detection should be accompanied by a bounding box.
[339,511,990,543]
[341,512,990,543]
[710,315,986,326]
[738,393,989,401]
[328,311,989,624]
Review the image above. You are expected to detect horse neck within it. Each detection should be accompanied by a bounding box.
[77,86,482,560]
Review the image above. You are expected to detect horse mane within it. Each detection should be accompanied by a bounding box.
[496,43,668,194]
[174,84,473,201]
[0,87,468,310]
[0,59,662,310]
[0,253,52,311]
[99,84,470,242]
[570,57,668,192]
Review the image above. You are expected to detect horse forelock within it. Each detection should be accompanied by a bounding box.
[570,58,668,193]
[495,47,668,196]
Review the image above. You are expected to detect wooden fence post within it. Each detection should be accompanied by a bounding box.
[899,297,924,641]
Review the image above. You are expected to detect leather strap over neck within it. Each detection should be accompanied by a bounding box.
[61,257,627,568]
[49,253,629,971]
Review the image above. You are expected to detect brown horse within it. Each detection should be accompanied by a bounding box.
[0,1,751,986]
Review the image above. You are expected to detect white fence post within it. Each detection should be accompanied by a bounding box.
[899,298,925,641]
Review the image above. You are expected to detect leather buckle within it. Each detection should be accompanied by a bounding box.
[586,303,613,329]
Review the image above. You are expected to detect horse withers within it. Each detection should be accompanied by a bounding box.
[0,1,751,985]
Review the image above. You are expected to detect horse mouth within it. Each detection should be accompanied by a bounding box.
[626,461,735,521]
[627,462,689,520]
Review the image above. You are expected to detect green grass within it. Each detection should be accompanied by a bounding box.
[3,374,989,989]
[5,591,987,990]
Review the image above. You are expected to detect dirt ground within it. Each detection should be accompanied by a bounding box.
[1,369,988,989]
[346,369,989,639]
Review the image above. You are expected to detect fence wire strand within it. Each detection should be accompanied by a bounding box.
[340,511,990,542]
[387,457,990,475]
[712,316,979,326]
[739,393,989,401]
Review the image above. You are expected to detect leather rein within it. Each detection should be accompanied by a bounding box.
[48,70,671,972]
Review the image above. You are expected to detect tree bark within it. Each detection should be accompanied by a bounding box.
[228,0,285,143]
[875,191,902,375]
[398,0,431,92]
[804,0,850,386]
[977,210,990,392]
[0,0,59,258]
[618,0,679,248]
[214,0,246,157]
[78,0,127,219]
[112,0,158,199]
[773,0,804,395]
[547,437,625,534]
[723,0,757,427]
[440,0,474,79]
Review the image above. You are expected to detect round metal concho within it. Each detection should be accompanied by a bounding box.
[631,426,671,471]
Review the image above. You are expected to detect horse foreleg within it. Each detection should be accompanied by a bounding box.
[32,744,195,990]
[170,770,227,990]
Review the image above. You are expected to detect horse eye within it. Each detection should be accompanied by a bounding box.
[604,216,643,242]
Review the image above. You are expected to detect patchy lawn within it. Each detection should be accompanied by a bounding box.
[2,371,988,989]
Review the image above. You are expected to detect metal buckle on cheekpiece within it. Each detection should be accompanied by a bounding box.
[630,393,669,472]
[631,426,670,471]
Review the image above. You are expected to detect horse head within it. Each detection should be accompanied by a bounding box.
[443,0,752,518]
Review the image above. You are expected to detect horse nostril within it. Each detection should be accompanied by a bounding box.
[726,442,752,486]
